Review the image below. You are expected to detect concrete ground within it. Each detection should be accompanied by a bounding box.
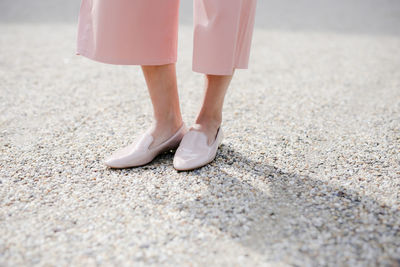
[0,0,399,266]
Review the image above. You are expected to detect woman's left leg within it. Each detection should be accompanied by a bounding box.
[173,0,257,170]
[192,0,257,143]
[192,72,234,145]
[173,72,233,170]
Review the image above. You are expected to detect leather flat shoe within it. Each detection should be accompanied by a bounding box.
[104,123,188,168]
[173,126,223,171]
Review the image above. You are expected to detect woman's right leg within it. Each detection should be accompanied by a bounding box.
[77,0,185,168]
[141,63,183,149]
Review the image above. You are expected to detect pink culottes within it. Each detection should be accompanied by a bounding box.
[76,0,257,75]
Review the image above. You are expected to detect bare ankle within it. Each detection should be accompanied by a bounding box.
[194,116,221,129]
[154,112,182,128]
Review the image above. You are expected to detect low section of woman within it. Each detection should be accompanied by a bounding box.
[76,0,257,170]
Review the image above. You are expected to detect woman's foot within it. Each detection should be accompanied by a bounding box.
[104,122,188,168]
[191,117,222,146]
[148,117,184,149]
[173,125,224,171]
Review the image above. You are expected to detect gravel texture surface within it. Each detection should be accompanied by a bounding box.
[1,1,400,266]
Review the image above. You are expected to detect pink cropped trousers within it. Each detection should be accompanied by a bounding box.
[76,0,257,75]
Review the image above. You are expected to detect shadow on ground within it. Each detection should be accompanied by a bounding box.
[138,144,400,266]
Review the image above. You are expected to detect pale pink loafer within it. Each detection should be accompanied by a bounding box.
[105,123,188,168]
[173,126,224,171]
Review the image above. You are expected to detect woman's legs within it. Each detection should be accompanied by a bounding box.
[140,65,234,149]
[192,71,234,145]
[141,63,183,149]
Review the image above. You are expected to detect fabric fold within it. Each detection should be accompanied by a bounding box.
[76,0,257,75]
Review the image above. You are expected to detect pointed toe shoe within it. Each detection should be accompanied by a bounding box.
[105,123,188,168]
[173,126,223,171]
